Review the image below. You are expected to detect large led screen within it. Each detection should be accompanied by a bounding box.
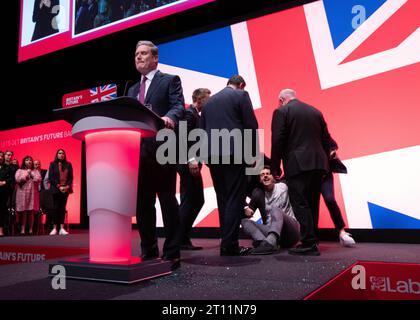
[157,0,420,229]
[0,121,82,224]
[19,0,214,62]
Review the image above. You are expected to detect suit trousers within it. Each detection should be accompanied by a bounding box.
[178,167,204,244]
[287,170,324,246]
[137,156,180,259]
[209,163,246,250]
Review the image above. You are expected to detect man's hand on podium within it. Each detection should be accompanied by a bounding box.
[161,116,175,129]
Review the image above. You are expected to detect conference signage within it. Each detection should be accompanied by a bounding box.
[62,83,117,108]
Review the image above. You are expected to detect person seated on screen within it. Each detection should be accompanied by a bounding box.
[241,166,300,255]
[94,0,112,28]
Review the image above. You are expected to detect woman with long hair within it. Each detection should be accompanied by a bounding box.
[48,149,73,235]
[15,156,42,235]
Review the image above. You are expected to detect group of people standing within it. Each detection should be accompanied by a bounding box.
[126,40,355,270]
[0,149,73,237]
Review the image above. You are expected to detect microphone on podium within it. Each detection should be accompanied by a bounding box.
[123,80,134,96]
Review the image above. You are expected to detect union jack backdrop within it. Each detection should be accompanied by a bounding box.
[154,0,420,229]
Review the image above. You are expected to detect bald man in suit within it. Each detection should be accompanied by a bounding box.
[271,89,331,256]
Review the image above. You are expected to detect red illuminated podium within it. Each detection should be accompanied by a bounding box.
[49,97,172,283]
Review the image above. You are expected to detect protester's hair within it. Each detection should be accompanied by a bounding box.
[192,88,211,103]
[227,75,246,87]
[262,165,271,172]
[21,155,33,169]
[135,40,158,56]
[4,150,13,156]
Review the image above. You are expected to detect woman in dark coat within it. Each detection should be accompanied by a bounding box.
[48,149,73,235]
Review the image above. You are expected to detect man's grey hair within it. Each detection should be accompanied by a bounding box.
[279,88,296,100]
[136,40,158,56]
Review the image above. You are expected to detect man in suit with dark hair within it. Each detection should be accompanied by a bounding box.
[178,88,211,250]
[271,89,331,256]
[127,40,185,269]
[200,75,258,256]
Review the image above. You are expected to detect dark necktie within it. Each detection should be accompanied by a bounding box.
[138,76,147,104]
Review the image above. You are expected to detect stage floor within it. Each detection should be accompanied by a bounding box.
[1,230,419,300]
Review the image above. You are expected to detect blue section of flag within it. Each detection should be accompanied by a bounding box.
[158,26,238,78]
[323,0,387,48]
[368,202,420,229]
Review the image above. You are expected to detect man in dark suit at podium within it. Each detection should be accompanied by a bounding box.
[271,89,331,256]
[127,40,185,269]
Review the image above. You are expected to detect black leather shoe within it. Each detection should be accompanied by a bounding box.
[180,244,203,250]
[288,244,320,256]
[220,246,252,256]
[252,240,263,248]
[162,256,181,270]
[140,247,159,260]
[250,241,277,255]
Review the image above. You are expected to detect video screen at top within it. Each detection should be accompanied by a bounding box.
[18,0,215,62]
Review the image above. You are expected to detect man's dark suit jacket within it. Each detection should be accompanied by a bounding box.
[185,105,200,149]
[127,70,185,158]
[271,99,330,178]
[178,105,201,171]
[201,87,258,162]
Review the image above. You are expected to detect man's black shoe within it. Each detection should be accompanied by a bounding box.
[252,240,263,248]
[250,240,277,255]
[288,244,320,256]
[180,244,203,250]
[162,256,181,270]
[220,246,252,256]
[140,247,159,260]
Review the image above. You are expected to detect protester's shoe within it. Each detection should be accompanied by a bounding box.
[220,246,252,256]
[59,228,69,235]
[180,243,203,250]
[288,244,320,256]
[250,241,277,255]
[340,232,356,247]
[49,228,57,235]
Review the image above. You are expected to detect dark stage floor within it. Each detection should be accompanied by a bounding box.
[0,231,419,300]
